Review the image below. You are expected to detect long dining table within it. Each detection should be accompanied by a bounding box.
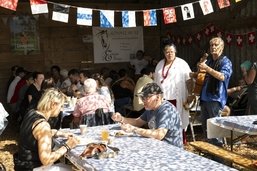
[55,124,237,171]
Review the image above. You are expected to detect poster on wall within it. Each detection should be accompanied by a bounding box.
[9,16,40,55]
[92,27,144,63]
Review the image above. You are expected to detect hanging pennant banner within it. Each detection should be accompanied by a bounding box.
[52,4,70,23]
[225,33,233,45]
[122,11,136,28]
[217,0,230,9]
[77,7,92,26]
[93,27,144,63]
[100,10,114,28]
[0,0,18,11]
[143,9,157,26]
[236,35,243,47]
[248,32,256,45]
[30,0,48,15]
[181,3,195,20]
[199,0,214,15]
[162,7,177,24]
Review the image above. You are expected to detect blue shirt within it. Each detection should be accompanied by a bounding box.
[200,56,233,108]
[140,101,183,148]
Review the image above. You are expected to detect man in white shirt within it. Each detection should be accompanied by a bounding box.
[130,50,149,80]
[7,67,26,113]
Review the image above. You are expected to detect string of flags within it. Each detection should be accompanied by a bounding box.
[0,0,243,27]
[167,24,256,47]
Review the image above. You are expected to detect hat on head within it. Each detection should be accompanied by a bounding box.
[137,83,163,98]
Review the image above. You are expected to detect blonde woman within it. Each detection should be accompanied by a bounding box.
[15,88,79,170]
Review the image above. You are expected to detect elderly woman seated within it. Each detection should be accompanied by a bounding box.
[72,78,111,127]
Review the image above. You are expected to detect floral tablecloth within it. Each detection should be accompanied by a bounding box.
[56,124,237,171]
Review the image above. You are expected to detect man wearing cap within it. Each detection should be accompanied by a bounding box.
[112,83,183,148]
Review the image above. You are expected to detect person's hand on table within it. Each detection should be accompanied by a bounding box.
[65,135,80,149]
[121,123,136,133]
[111,112,124,123]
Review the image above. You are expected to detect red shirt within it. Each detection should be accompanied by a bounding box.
[10,79,26,104]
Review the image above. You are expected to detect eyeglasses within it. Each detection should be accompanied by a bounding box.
[140,94,157,101]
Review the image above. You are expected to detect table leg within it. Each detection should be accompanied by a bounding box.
[230,130,233,151]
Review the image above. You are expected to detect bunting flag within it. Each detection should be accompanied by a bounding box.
[217,0,230,9]
[77,7,92,26]
[236,35,243,47]
[188,36,193,44]
[209,25,215,33]
[248,32,256,45]
[52,4,70,23]
[0,0,18,11]
[182,37,187,45]
[30,0,48,15]
[196,33,201,41]
[143,10,157,26]
[176,36,181,44]
[162,7,177,24]
[216,30,223,38]
[170,24,256,47]
[204,27,211,36]
[100,10,114,28]
[199,0,214,15]
[122,11,136,28]
[225,33,233,45]
[181,3,195,21]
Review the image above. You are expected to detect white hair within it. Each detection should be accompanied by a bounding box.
[60,69,68,78]
[84,78,97,94]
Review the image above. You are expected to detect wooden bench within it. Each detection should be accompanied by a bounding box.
[190,141,257,170]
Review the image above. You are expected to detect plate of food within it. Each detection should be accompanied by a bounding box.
[80,143,119,159]
[111,130,134,137]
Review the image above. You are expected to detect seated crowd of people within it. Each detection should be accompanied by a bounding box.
[6,63,156,129]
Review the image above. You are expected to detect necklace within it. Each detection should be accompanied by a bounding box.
[161,59,174,83]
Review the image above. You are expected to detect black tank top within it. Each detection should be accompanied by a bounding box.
[17,110,46,168]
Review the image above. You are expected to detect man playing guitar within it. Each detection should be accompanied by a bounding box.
[198,37,233,146]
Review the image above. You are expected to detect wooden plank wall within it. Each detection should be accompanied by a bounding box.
[0,0,255,103]
[0,2,161,103]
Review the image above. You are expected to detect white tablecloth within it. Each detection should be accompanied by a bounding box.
[207,115,257,139]
[56,124,237,171]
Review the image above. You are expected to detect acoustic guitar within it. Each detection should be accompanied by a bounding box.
[183,53,208,110]
[194,53,209,96]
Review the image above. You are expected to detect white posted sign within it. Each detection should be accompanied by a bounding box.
[93,27,144,63]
